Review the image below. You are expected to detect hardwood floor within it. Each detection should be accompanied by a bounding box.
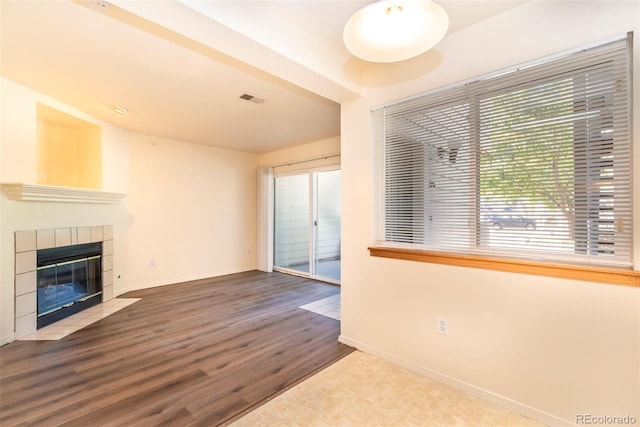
[0,271,354,426]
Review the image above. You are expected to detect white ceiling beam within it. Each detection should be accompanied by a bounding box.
[108,0,362,103]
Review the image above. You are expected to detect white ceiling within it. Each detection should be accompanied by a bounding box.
[0,0,527,154]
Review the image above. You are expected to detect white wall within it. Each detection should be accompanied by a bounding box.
[0,79,130,191]
[258,136,340,172]
[125,133,258,291]
[0,78,260,343]
[0,78,130,344]
[340,2,640,425]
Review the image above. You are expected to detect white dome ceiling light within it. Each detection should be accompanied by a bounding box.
[343,0,449,63]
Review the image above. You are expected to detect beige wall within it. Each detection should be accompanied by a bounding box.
[125,133,258,292]
[0,79,129,191]
[340,1,640,425]
[258,136,340,172]
[36,116,103,189]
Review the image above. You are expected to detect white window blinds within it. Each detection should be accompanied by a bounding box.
[373,35,633,268]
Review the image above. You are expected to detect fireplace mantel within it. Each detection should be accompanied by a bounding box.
[1,183,126,204]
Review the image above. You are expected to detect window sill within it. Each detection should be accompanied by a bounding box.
[368,246,640,287]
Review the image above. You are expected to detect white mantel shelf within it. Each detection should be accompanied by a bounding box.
[1,183,127,204]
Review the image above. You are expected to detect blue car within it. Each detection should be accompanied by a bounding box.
[490,214,536,230]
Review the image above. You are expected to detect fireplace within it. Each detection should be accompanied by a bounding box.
[37,242,103,328]
[13,225,115,339]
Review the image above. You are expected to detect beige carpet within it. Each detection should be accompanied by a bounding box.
[230,351,545,427]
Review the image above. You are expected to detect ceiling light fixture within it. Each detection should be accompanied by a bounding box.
[343,0,449,63]
[113,107,128,115]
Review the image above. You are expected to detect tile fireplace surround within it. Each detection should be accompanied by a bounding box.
[14,225,114,339]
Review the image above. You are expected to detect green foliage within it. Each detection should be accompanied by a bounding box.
[479,79,575,218]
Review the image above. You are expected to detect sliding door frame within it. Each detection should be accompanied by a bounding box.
[273,165,341,284]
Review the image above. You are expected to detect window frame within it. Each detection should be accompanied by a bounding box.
[370,34,635,286]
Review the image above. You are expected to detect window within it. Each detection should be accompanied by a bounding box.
[373,35,632,269]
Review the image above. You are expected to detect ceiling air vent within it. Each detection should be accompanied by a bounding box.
[238,93,265,104]
[83,0,110,10]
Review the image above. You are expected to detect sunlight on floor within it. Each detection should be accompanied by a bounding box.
[299,294,340,320]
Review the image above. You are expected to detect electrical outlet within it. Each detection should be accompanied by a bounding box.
[437,316,448,334]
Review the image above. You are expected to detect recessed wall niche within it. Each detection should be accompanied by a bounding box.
[36,103,102,190]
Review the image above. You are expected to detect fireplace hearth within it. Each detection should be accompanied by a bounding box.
[13,225,115,339]
[37,242,103,328]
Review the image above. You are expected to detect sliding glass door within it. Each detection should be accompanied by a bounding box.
[274,174,311,274]
[274,169,341,283]
[314,170,341,281]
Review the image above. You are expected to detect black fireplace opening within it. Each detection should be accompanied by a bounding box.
[37,242,103,329]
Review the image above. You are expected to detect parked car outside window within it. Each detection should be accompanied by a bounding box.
[490,214,536,230]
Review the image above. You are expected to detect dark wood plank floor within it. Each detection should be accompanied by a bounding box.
[0,271,354,426]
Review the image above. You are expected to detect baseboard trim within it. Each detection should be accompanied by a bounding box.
[115,268,257,296]
[338,335,573,427]
[1,333,16,346]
